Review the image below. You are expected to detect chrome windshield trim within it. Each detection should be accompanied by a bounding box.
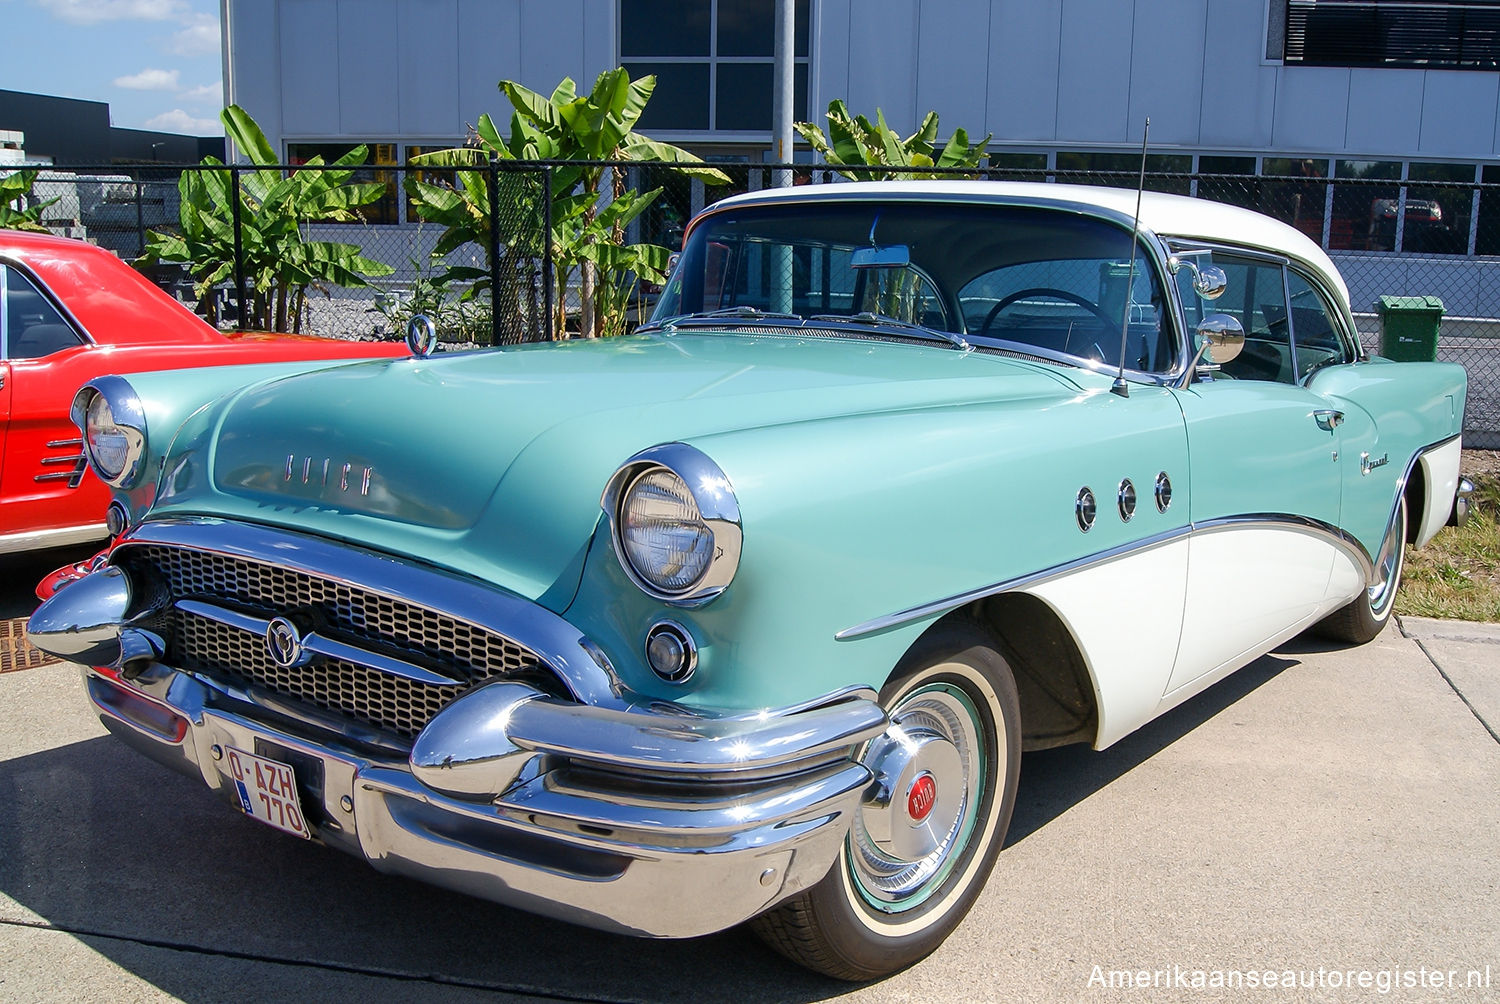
[673,192,1191,384]
[112,518,626,709]
[175,598,465,687]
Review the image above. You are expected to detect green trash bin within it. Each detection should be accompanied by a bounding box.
[1375,295,1443,362]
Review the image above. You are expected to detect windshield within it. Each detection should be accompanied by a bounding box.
[652,199,1179,374]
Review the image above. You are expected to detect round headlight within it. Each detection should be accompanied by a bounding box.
[72,377,148,489]
[85,393,130,483]
[604,444,743,606]
[621,468,714,594]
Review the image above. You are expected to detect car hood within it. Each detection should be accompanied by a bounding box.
[158,332,1082,608]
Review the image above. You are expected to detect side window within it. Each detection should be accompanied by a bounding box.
[1285,270,1351,380]
[3,265,85,360]
[1197,256,1297,384]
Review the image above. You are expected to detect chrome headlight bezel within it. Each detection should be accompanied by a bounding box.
[602,443,742,607]
[70,376,148,489]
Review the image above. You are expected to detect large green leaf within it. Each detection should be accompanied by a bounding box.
[222,105,278,165]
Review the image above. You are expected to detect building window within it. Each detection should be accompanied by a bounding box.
[1405,163,1477,255]
[1055,152,1192,195]
[287,142,400,225]
[1260,158,1328,244]
[1283,0,1500,71]
[621,0,810,133]
[1330,160,1402,251]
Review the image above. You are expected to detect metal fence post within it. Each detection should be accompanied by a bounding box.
[487,155,502,346]
[230,165,248,329]
[133,169,145,258]
[543,165,554,342]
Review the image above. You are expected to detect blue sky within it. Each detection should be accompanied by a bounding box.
[0,0,224,136]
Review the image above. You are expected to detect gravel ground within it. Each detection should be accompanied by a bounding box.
[1463,449,1500,478]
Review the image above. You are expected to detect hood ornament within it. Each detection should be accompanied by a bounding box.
[406,314,438,358]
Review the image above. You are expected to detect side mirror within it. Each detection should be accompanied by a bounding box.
[1170,256,1228,300]
[1189,312,1245,380]
[1192,265,1228,300]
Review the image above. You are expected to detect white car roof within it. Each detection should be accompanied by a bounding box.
[706,180,1351,308]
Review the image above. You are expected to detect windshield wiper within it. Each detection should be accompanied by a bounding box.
[807,312,970,351]
[639,305,804,333]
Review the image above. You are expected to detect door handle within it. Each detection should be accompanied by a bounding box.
[1312,409,1343,431]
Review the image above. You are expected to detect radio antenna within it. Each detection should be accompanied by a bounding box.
[1111,116,1150,399]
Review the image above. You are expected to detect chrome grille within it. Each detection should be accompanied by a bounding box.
[123,544,548,739]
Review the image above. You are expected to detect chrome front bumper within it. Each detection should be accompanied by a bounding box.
[58,640,885,939]
[29,522,890,938]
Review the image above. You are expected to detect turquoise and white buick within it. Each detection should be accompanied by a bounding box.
[29,182,1470,980]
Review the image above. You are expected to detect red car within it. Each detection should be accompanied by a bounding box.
[1,229,406,555]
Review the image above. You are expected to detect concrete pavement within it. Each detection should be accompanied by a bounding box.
[0,619,1496,1002]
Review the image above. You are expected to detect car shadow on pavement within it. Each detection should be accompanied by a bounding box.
[1007,650,1298,846]
[0,649,1299,1002]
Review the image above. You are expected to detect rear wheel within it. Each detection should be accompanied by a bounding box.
[1318,497,1407,644]
[750,621,1021,980]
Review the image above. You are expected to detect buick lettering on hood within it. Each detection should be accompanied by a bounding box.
[29,182,1470,980]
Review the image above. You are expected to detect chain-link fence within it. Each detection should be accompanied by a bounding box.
[18,160,1500,445]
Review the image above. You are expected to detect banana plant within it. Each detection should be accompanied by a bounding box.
[139,105,393,332]
[406,68,729,340]
[0,170,59,232]
[795,100,990,181]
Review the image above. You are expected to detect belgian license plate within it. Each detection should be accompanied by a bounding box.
[225,746,311,840]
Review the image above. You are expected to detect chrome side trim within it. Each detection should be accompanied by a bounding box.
[0,521,109,554]
[110,518,626,709]
[835,526,1194,641]
[176,598,466,687]
[836,510,1386,642]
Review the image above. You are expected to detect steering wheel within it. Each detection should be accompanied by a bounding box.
[977,287,1116,340]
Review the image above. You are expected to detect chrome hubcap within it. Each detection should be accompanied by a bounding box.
[851,683,983,910]
[1367,506,1404,614]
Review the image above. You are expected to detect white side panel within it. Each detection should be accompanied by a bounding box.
[227,0,283,151]
[520,0,586,100]
[1169,526,1336,695]
[397,0,462,138]
[1272,67,1351,152]
[1055,0,1132,144]
[1023,539,1189,752]
[1416,438,1462,548]
[1416,72,1500,159]
[1346,70,1423,155]
[986,0,1061,141]
[847,0,919,133]
[1326,547,1364,609]
[1199,0,1275,149]
[279,0,340,136]
[1127,0,1206,146]
[337,0,401,136]
[457,0,522,131]
[915,0,991,138]
[813,0,853,123]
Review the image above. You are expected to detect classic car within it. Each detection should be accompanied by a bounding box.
[28,182,1469,980]
[0,228,406,556]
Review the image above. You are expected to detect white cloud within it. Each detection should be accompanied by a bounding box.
[144,108,220,135]
[180,81,222,103]
[114,67,180,90]
[33,0,188,25]
[169,11,219,56]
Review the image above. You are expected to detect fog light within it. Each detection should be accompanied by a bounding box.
[644,621,697,683]
[105,500,130,537]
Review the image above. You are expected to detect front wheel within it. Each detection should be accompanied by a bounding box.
[750,620,1021,980]
[1318,497,1408,644]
